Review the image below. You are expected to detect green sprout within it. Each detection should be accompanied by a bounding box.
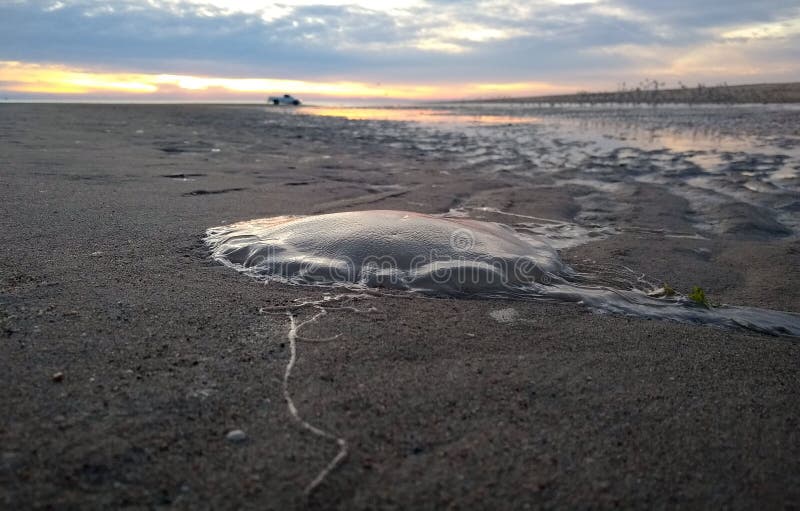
[688,286,711,308]
[647,282,677,298]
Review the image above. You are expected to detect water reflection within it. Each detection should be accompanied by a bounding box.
[296,104,800,156]
[545,116,753,153]
[299,106,537,125]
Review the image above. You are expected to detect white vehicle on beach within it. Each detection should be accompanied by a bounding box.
[268,94,301,106]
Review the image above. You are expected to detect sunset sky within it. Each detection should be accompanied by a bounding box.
[1,0,799,102]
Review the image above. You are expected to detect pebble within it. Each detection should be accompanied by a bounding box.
[489,308,519,324]
[226,429,247,443]
[593,480,611,492]
[52,372,64,382]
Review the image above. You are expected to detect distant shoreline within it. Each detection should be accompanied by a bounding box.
[456,81,800,105]
[3,81,800,105]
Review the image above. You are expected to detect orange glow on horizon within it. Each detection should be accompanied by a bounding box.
[0,61,570,100]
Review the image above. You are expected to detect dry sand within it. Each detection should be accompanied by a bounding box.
[1,104,799,509]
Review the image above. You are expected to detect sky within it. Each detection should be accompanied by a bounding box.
[0,0,799,102]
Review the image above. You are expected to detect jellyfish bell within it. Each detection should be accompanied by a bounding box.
[205,210,564,295]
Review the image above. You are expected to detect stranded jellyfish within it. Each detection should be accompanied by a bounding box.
[205,210,565,295]
[206,210,800,337]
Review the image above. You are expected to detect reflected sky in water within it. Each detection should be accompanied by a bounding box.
[294,103,800,157]
[297,106,537,125]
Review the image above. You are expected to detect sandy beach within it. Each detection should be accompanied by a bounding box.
[1,103,799,509]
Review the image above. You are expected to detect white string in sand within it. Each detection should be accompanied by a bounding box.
[260,293,376,497]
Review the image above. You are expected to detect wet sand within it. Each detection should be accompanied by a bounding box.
[1,104,799,509]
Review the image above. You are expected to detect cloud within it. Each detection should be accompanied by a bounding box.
[616,0,800,29]
[0,0,798,99]
[0,60,573,100]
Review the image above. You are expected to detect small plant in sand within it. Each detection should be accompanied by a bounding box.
[647,282,677,298]
[688,286,711,308]
[650,283,711,307]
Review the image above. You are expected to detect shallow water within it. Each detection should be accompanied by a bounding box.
[207,211,800,337]
[288,104,800,239]
[301,107,533,125]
